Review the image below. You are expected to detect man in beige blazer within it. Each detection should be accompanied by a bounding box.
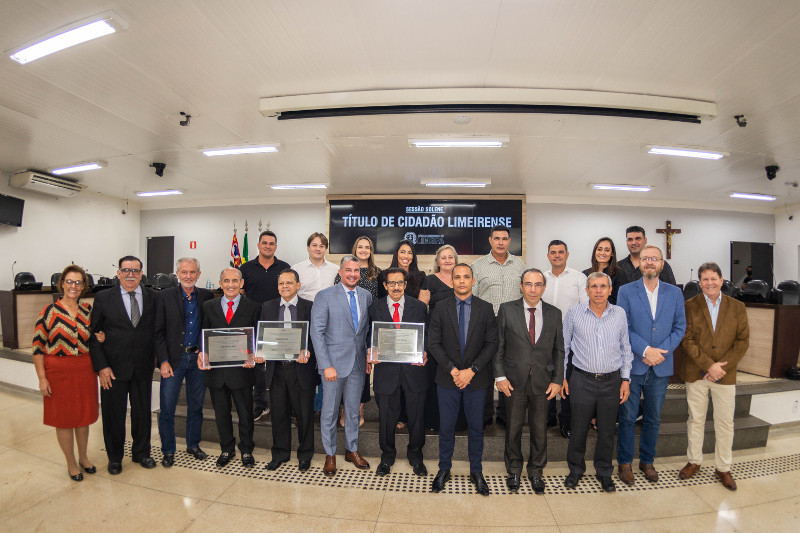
[678,262,749,491]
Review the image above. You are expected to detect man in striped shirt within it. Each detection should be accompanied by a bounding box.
[561,271,632,493]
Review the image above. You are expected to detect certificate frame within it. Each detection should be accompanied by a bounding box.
[200,327,255,368]
[256,321,309,361]
[370,321,424,364]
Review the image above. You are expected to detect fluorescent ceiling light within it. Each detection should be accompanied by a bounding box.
[409,136,508,148]
[422,179,490,188]
[592,184,652,192]
[270,184,328,190]
[51,162,105,175]
[202,145,279,156]
[730,192,776,201]
[425,182,487,188]
[136,190,183,197]
[647,145,727,160]
[8,11,128,65]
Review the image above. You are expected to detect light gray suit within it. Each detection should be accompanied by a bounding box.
[310,283,372,455]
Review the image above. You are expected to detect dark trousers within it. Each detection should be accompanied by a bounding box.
[438,385,486,473]
[424,360,440,430]
[505,376,549,477]
[209,384,254,455]
[484,389,506,424]
[375,373,426,466]
[548,359,573,427]
[253,362,269,411]
[566,370,621,477]
[101,375,152,463]
[269,363,315,462]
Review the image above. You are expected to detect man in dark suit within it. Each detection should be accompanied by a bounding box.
[154,257,214,467]
[368,267,429,477]
[428,263,499,496]
[494,268,565,494]
[197,267,261,468]
[259,269,318,472]
[90,255,157,475]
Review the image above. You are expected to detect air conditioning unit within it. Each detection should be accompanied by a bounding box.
[10,171,87,198]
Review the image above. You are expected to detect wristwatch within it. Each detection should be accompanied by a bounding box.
[621,378,630,382]
[470,365,479,373]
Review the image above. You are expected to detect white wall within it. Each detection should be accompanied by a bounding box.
[774,203,800,283]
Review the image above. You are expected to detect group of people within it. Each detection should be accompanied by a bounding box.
[31,224,749,496]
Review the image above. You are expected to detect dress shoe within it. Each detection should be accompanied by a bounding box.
[564,472,582,489]
[560,426,571,439]
[107,462,122,475]
[241,453,255,467]
[186,447,208,461]
[323,455,337,477]
[597,475,616,492]
[162,453,175,468]
[298,460,311,472]
[265,458,288,471]
[678,462,701,480]
[470,473,490,496]
[216,451,235,468]
[68,470,83,482]
[639,462,658,482]
[375,462,391,476]
[506,473,521,492]
[529,476,545,494]
[345,450,370,469]
[715,469,737,491]
[138,457,157,469]
[412,463,428,477]
[617,463,635,485]
[431,469,451,492]
[81,464,96,474]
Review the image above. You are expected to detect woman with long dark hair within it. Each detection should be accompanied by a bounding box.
[582,236,628,305]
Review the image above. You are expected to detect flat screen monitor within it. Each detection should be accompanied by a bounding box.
[0,193,25,227]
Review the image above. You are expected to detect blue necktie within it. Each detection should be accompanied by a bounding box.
[458,300,467,359]
[348,290,359,331]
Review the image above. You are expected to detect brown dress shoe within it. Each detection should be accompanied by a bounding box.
[678,462,701,480]
[323,455,337,477]
[639,463,658,482]
[618,463,635,485]
[715,469,737,491]
[345,450,370,469]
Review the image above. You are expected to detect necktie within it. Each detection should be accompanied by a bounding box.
[458,300,467,359]
[528,307,536,346]
[225,301,234,324]
[128,291,140,327]
[348,291,359,331]
[392,302,401,327]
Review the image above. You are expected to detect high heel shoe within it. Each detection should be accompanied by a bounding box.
[69,470,83,482]
[82,464,96,474]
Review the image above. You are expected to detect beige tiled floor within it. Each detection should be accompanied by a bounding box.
[1,390,798,532]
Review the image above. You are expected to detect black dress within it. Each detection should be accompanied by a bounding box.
[422,274,454,315]
[582,266,629,305]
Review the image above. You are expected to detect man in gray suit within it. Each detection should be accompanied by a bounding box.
[494,268,565,494]
[310,255,373,476]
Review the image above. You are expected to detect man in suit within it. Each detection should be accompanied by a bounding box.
[197,267,261,468]
[368,267,429,477]
[494,268,565,494]
[90,255,157,475]
[679,262,749,491]
[310,255,373,476]
[428,263,499,496]
[154,257,214,467]
[616,245,686,485]
[259,269,318,472]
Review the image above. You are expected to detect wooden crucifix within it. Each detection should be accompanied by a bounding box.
[656,220,681,259]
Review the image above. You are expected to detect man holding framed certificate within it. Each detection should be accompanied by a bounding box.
[368,267,429,477]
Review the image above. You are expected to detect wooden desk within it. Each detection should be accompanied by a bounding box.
[0,290,95,349]
[738,303,800,378]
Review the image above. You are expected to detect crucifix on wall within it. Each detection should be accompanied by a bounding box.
[656,220,681,259]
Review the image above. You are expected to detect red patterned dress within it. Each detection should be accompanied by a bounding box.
[32,300,99,428]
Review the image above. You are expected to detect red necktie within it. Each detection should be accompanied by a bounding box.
[393,302,401,328]
[226,301,234,324]
[528,307,536,346]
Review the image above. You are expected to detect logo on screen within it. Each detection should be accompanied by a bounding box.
[403,232,417,244]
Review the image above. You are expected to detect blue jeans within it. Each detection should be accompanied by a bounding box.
[617,366,669,465]
[159,352,206,454]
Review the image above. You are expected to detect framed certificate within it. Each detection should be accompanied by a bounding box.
[256,321,309,361]
[200,327,255,368]
[370,321,424,364]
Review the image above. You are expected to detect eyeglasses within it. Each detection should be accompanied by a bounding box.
[522,282,544,289]
[120,268,142,274]
[63,279,85,287]
[385,281,406,287]
[641,257,663,263]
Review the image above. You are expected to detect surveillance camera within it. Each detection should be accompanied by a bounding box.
[766,165,779,180]
[121,209,127,215]
[150,162,166,177]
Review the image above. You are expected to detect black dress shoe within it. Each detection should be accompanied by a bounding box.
[375,462,391,476]
[597,475,616,492]
[431,469,451,492]
[412,463,428,477]
[69,470,83,482]
[564,472,582,489]
[560,426,571,439]
[216,451,235,467]
[186,447,208,461]
[81,464,96,474]
[298,460,311,472]
[108,462,122,475]
[162,453,175,468]
[265,458,288,471]
[506,474,521,492]
[470,473,490,496]
[138,457,157,469]
[529,476,545,494]
[241,453,255,467]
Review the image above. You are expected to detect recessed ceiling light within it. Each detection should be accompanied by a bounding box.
[592,184,652,192]
[8,11,128,65]
[270,184,328,190]
[647,145,727,160]
[202,145,280,156]
[136,190,183,197]
[421,179,490,188]
[51,162,106,175]
[730,192,776,201]
[409,136,508,148]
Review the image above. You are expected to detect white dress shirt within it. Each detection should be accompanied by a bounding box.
[542,266,588,316]
[386,295,405,321]
[292,258,339,301]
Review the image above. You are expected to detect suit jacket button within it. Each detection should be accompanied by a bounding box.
[712,345,716,349]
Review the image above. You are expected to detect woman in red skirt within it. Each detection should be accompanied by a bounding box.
[32,265,99,481]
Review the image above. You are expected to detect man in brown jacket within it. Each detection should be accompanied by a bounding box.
[678,262,749,491]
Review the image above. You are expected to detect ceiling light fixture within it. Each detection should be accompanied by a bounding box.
[202,145,280,156]
[51,162,106,175]
[730,192,776,201]
[422,179,490,188]
[136,190,183,197]
[409,136,508,148]
[270,184,328,190]
[592,184,652,192]
[647,145,727,160]
[8,11,128,65]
